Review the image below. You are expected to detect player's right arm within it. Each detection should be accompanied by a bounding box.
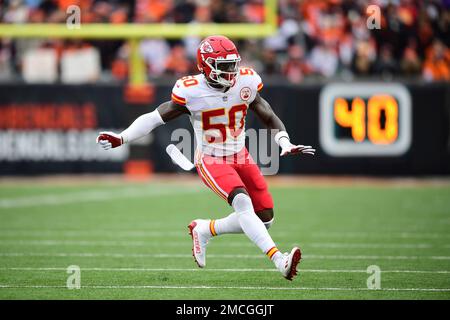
[96,100,188,150]
[97,76,192,150]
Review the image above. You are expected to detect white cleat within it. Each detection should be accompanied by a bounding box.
[277,247,302,281]
[188,219,211,268]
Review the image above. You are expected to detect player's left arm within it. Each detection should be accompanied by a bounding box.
[249,93,315,156]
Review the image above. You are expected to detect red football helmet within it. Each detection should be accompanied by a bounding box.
[197,35,241,87]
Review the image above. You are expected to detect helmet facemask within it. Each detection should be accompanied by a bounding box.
[204,55,241,87]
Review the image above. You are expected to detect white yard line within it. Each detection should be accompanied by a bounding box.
[1,252,450,260]
[0,240,189,246]
[0,284,449,292]
[1,229,450,240]
[312,231,450,239]
[306,243,435,249]
[303,254,450,260]
[0,187,203,209]
[0,239,443,249]
[1,267,449,274]
[0,230,188,238]
[0,230,172,237]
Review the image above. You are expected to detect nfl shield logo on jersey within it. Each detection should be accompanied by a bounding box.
[240,87,251,101]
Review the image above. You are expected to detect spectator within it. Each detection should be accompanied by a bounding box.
[3,0,29,23]
[1,0,450,82]
[165,44,192,76]
[135,0,173,23]
[351,40,376,76]
[182,4,212,59]
[374,44,398,78]
[423,40,450,81]
[0,40,13,80]
[140,39,171,77]
[243,0,265,24]
[308,42,338,78]
[400,38,422,76]
[261,49,281,75]
[283,44,312,83]
[338,31,354,73]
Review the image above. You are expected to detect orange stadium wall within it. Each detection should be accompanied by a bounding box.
[0,82,449,176]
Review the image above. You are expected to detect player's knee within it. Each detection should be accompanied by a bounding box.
[229,189,254,214]
[256,208,274,229]
[228,187,249,206]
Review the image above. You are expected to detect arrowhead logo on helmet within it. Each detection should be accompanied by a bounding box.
[197,35,241,87]
[199,41,214,53]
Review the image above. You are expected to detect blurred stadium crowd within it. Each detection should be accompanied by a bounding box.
[0,0,449,83]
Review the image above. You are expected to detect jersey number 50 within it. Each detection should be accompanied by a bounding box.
[202,104,247,143]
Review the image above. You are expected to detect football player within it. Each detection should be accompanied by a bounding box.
[97,35,315,280]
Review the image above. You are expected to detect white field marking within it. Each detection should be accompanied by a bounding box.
[1,252,450,260]
[0,239,443,249]
[303,254,450,260]
[0,239,189,246]
[0,187,203,209]
[1,229,450,240]
[1,267,450,274]
[0,231,188,238]
[300,243,436,249]
[0,229,167,237]
[0,284,449,292]
[312,231,450,239]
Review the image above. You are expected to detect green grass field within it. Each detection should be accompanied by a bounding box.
[0,177,449,299]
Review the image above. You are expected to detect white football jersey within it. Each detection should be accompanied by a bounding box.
[171,67,263,159]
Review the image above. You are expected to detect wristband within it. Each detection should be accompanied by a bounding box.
[274,130,290,145]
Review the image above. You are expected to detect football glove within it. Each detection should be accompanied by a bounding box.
[96,131,123,150]
[280,143,315,156]
[275,131,315,157]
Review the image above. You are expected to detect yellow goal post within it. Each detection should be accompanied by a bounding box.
[0,0,277,85]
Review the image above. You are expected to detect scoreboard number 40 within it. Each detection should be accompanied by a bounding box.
[319,83,412,157]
